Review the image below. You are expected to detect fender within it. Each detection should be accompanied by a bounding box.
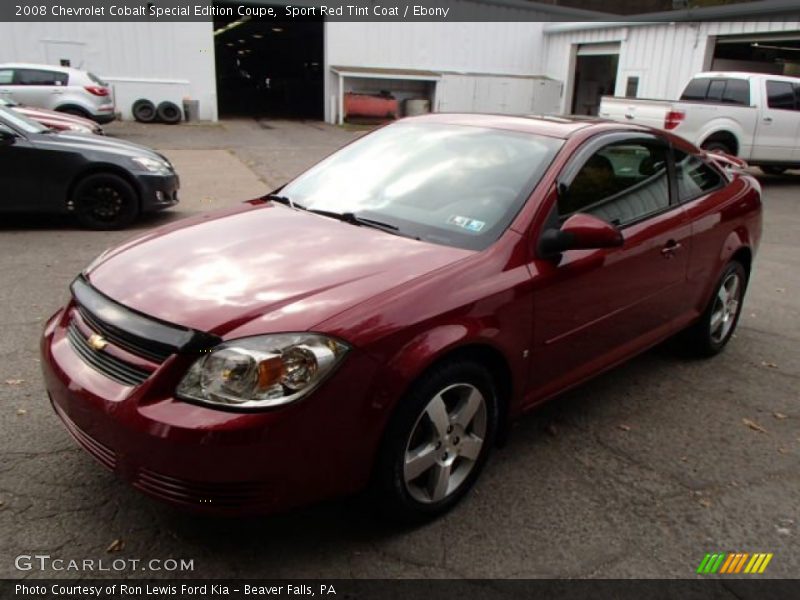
[369,320,524,416]
[695,123,746,156]
[694,227,752,314]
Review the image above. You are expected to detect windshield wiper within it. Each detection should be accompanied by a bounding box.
[267,197,417,239]
[264,193,297,209]
[306,208,399,232]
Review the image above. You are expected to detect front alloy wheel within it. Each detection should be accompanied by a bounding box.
[403,383,487,504]
[375,360,498,523]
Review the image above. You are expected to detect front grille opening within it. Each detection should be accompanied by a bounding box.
[78,307,173,363]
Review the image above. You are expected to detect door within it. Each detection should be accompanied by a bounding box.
[529,134,691,399]
[752,79,800,161]
[7,68,69,110]
[0,124,42,211]
[571,43,620,116]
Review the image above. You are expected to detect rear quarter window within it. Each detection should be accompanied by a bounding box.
[681,78,711,101]
[0,69,13,84]
[674,150,724,203]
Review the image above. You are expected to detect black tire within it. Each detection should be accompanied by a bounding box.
[57,106,91,119]
[72,173,139,230]
[132,99,156,123]
[760,166,787,176]
[156,101,182,124]
[373,360,499,523]
[701,140,734,156]
[680,261,748,357]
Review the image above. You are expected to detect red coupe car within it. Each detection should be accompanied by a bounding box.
[41,114,762,521]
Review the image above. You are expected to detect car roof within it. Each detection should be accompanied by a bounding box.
[694,71,800,83]
[0,62,89,76]
[401,113,649,139]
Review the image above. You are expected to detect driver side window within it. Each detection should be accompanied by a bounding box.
[559,141,671,227]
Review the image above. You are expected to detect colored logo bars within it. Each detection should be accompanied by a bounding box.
[697,552,773,575]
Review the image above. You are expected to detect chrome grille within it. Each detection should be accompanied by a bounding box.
[67,322,150,386]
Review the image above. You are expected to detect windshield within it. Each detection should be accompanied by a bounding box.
[280,122,563,250]
[0,105,49,134]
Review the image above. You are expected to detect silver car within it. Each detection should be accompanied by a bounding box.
[0,63,115,124]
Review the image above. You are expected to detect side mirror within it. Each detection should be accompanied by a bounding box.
[0,129,16,146]
[539,213,624,257]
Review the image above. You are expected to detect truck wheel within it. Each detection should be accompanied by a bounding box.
[760,166,787,176]
[701,140,734,156]
[72,173,139,230]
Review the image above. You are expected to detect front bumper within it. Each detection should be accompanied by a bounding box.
[40,305,385,515]
[137,172,180,212]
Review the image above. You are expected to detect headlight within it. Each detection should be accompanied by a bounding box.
[66,124,92,133]
[132,156,172,174]
[176,334,350,410]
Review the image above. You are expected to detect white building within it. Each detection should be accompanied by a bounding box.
[1,0,799,122]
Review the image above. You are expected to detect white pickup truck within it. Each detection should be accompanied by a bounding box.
[599,72,800,174]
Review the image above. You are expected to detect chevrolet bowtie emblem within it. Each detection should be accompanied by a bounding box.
[87,333,108,351]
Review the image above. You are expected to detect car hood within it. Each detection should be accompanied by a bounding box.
[17,106,97,128]
[86,202,472,336]
[32,131,164,161]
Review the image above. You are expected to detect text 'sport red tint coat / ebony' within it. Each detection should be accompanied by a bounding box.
[41,114,762,517]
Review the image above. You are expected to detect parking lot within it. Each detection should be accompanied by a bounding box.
[1,118,797,579]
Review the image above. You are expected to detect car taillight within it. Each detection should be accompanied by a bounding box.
[84,86,109,97]
[664,110,685,130]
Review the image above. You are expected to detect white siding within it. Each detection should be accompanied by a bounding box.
[325,20,546,121]
[437,75,561,114]
[0,21,217,120]
[543,20,800,113]
[327,21,546,75]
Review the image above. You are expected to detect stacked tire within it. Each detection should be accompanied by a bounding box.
[132,99,182,124]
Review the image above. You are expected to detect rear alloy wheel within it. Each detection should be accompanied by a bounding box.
[375,361,498,522]
[682,261,747,357]
[72,173,139,230]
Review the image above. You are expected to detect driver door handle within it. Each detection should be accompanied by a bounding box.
[661,240,682,258]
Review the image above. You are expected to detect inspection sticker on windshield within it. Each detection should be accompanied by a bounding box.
[447,215,485,233]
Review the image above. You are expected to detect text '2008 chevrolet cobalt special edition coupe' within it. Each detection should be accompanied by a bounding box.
[42,114,762,521]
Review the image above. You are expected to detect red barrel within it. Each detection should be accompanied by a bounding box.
[344,93,398,120]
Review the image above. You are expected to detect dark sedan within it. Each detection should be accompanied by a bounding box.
[0,105,178,229]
